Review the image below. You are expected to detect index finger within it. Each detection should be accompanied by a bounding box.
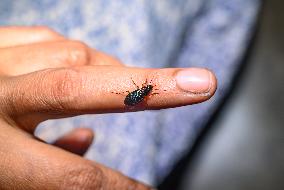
[3,66,217,130]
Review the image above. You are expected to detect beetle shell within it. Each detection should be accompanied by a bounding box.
[124,85,153,106]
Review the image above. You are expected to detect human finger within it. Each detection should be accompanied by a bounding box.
[0,41,123,76]
[0,26,64,48]
[2,66,217,131]
[0,123,152,190]
[52,128,94,156]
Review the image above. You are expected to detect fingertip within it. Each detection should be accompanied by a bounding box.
[53,127,95,156]
[73,127,95,145]
[175,68,217,95]
[208,68,218,98]
[137,67,218,109]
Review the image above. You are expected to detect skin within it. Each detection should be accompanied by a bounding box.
[0,26,217,189]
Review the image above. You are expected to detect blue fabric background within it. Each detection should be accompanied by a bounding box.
[0,0,261,185]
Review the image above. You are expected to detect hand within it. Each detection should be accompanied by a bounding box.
[0,26,217,189]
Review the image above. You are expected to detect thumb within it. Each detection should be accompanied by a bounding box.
[0,123,152,190]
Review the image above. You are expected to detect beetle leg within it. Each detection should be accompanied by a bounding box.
[131,77,140,89]
[141,78,148,87]
[148,92,160,98]
[111,90,130,96]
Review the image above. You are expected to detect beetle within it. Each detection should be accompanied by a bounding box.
[124,83,154,106]
[112,77,159,106]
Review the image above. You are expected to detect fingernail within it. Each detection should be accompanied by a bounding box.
[175,68,212,93]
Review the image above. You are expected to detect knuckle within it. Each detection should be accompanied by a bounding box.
[65,41,90,66]
[45,68,85,109]
[62,164,106,189]
[62,163,148,190]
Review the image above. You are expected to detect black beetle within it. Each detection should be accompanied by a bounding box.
[124,84,154,106]
[112,77,159,106]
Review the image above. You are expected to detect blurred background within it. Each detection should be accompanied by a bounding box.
[159,0,284,189]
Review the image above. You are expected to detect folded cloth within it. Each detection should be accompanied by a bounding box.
[0,0,261,185]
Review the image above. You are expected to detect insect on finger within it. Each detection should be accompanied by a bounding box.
[112,77,162,107]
